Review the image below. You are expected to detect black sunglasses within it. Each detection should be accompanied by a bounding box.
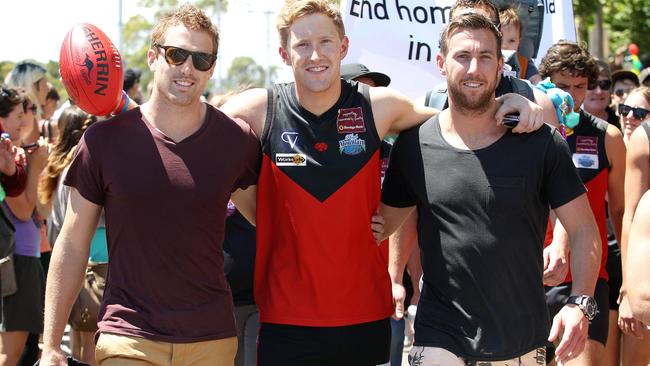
[618,104,650,120]
[154,43,216,72]
[588,79,611,91]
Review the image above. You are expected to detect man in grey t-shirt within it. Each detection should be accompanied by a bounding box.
[372,13,601,366]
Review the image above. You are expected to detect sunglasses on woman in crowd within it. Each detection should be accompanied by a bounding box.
[618,103,650,120]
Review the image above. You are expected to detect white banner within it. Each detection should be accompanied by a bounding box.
[341,0,576,99]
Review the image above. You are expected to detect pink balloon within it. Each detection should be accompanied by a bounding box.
[629,43,639,55]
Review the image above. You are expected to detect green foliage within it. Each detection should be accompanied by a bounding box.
[45,60,68,102]
[0,62,15,84]
[604,0,650,57]
[223,56,267,90]
[574,0,650,60]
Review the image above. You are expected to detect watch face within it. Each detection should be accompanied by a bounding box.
[583,296,598,320]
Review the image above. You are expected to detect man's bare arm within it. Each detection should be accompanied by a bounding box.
[605,124,626,246]
[231,185,257,226]
[549,194,601,363]
[626,190,650,324]
[533,88,560,128]
[41,188,102,365]
[621,126,650,276]
[220,88,268,138]
[387,208,417,319]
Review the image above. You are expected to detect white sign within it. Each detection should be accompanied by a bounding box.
[341,0,576,99]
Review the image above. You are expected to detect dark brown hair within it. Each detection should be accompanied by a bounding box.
[538,40,599,82]
[440,13,502,59]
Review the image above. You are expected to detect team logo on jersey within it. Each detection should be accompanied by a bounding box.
[338,134,366,155]
[281,131,299,149]
[314,142,328,152]
[336,107,366,134]
[276,153,307,166]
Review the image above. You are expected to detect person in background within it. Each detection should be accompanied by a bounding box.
[341,62,422,366]
[38,106,103,366]
[625,190,650,325]
[0,88,49,366]
[0,87,27,198]
[617,86,650,366]
[123,68,143,105]
[498,5,542,84]
[539,40,626,366]
[611,70,640,113]
[640,67,650,87]
[4,61,49,122]
[583,60,618,128]
[40,87,61,143]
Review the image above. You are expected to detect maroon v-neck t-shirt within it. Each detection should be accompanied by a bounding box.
[65,105,261,342]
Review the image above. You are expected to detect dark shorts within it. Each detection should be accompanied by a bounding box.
[545,278,609,346]
[605,245,622,311]
[257,318,391,366]
[0,255,44,333]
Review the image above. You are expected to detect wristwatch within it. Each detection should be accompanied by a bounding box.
[566,295,598,321]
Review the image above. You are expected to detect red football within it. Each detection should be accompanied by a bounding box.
[59,23,123,116]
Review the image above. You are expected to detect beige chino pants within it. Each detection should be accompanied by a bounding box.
[95,332,237,366]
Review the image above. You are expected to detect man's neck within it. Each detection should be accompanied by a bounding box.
[294,79,342,117]
[140,93,206,142]
[439,101,506,150]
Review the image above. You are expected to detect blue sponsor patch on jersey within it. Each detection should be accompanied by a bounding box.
[339,134,366,155]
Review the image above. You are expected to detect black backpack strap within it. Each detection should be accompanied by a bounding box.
[425,82,449,110]
[510,78,536,102]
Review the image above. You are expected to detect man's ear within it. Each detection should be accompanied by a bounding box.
[436,53,446,77]
[147,48,157,72]
[279,46,290,66]
[340,36,349,60]
[497,56,504,78]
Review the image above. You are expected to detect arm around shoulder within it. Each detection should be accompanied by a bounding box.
[369,87,436,137]
[220,88,268,138]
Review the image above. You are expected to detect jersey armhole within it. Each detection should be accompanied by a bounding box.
[358,82,382,146]
[261,87,275,146]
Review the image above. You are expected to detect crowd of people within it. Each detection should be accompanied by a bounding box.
[0,0,649,365]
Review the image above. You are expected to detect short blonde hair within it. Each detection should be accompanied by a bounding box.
[151,3,219,54]
[277,0,345,50]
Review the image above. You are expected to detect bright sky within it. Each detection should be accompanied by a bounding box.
[3,0,293,82]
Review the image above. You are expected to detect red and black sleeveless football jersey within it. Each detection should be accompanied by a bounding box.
[255,80,393,326]
[545,111,610,281]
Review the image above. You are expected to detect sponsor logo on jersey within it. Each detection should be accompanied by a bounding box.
[314,142,328,152]
[336,107,366,134]
[576,136,598,154]
[338,134,366,155]
[276,153,307,166]
[281,131,299,149]
[572,153,598,169]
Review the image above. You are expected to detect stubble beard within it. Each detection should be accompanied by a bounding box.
[448,70,499,116]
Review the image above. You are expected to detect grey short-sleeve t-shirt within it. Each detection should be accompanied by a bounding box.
[382,117,584,359]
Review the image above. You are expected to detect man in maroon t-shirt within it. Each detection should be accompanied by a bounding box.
[40,5,261,366]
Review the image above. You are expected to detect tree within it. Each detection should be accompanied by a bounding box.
[573,0,650,62]
[223,56,267,90]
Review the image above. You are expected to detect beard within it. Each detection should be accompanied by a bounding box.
[447,70,500,115]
